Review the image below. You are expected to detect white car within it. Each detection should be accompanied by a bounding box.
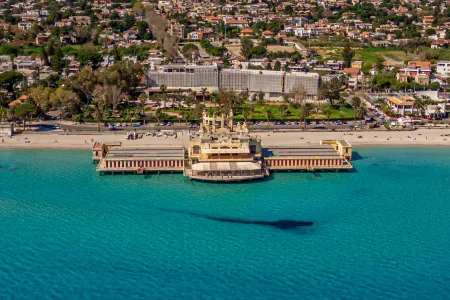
[122,123,128,127]
[116,123,122,127]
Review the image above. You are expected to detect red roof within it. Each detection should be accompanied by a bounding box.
[343,68,361,75]
[8,95,28,107]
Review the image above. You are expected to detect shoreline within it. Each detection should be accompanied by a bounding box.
[1,128,450,150]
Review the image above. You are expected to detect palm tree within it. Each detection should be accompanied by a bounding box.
[322,107,332,124]
[226,90,239,113]
[0,106,8,121]
[242,107,250,122]
[349,96,362,122]
[265,109,272,122]
[181,111,190,124]
[201,87,207,105]
[258,91,265,102]
[210,92,220,107]
[155,108,163,123]
[298,104,310,130]
[138,93,147,116]
[248,103,255,119]
[435,106,442,118]
[92,104,103,132]
[191,90,197,104]
[356,104,367,130]
[160,84,167,109]
[279,104,287,118]
[412,95,425,117]
[82,105,94,120]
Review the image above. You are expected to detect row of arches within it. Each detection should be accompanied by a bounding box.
[105,160,185,169]
[266,158,343,168]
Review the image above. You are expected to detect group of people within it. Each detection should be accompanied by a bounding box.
[126,131,142,140]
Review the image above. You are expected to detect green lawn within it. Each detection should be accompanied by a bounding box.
[355,47,420,65]
[22,45,41,55]
[165,103,355,121]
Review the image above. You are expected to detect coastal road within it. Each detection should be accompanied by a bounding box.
[4,128,450,149]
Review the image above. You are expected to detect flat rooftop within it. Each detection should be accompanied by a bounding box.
[263,145,341,158]
[338,140,350,147]
[105,146,184,161]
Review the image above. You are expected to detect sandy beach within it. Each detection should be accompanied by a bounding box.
[1,128,450,149]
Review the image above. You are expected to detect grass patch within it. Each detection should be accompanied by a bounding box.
[163,103,354,121]
[22,45,41,55]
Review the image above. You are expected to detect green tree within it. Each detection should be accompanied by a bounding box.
[349,96,362,121]
[342,41,354,68]
[11,102,36,130]
[249,45,267,57]
[322,107,332,123]
[0,106,8,121]
[0,71,24,93]
[279,104,287,117]
[356,104,367,129]
[267,20,283,34]
[155,108,163,123]
[50,87,80,117]
[65,67,97,104]
[112,46,121,62]
[240,37,254,59]
[77,50,103,68]
[92,102,104,132]
[29,86,52,112]
[425,28,436,36]
[41,46,50,66]
[201,87,207,105]
[138,93,147,115]
[274,60,281,71]
[47,40,55,56]
[318,80,340,106]
[136,21,149,39]
[51,47,65,72]
[0,44,19,56]
[265,108,272,122]
[298,104,310,130]
[412,95,426,117]
[375,55,385,73]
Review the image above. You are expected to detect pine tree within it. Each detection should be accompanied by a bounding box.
[342,41,354,68]
[112,46,121,62]
[47,40,55,56]
[41,46,50,66]
[51,47,64,73]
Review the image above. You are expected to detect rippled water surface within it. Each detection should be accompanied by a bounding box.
[1,147,450,299]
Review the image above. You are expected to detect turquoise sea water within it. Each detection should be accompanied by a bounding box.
[1,147,450,299]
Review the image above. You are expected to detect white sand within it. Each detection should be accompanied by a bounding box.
[1,129,450,149]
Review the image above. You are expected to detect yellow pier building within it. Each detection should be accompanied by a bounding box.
[92,111,353,180]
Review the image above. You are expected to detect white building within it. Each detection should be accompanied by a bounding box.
[436,61,450,76]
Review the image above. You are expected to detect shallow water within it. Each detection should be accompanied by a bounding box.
[1,147,450,299]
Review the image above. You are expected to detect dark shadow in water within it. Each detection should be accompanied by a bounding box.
[0,164,17,171]
[312,173,322,178]
[352,151,364,161]
[156,207,313,230]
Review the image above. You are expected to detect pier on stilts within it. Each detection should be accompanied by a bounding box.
[92,113,353,180]
[95,145,185,175]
